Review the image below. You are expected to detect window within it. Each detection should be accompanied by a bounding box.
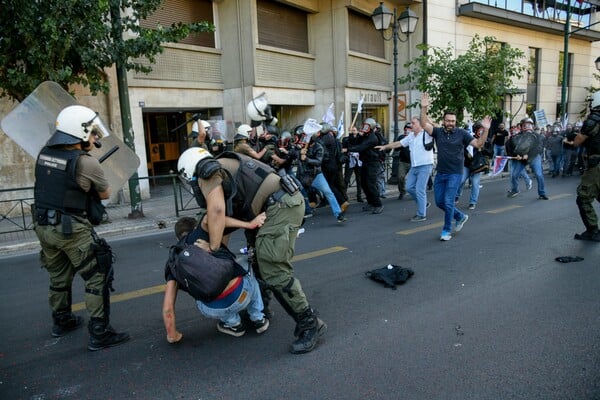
[257,0,308,53]
[140,0,215,48]
[348,9,385,59]
[528,47,539,84]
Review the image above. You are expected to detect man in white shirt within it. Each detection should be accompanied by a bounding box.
[376,117,434,221]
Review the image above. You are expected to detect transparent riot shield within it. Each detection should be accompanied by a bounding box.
[1,81,140,199]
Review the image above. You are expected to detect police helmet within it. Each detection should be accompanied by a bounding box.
[320,123,332,134]
[48,105,110,146]
[520,117,534,132]
[234,124,252,141]
[265,125,278,135]
[361,118,377,133]
[177,147,213,183]
[279,130,292,147]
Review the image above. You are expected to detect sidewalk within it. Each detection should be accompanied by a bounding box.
[0,184,198,257]
[0,172,510,257]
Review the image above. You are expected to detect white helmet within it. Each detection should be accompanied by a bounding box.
[177,147,213,183]
[48,105,110,146]
[234,124,252,140]
[247,93,269,121]
[247,93,278,125]
[591,91,600,109]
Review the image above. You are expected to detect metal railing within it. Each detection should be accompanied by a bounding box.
[1,159,397,235]
[0,187,35,234]
[0,175,202,235]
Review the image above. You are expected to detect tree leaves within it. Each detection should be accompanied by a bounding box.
[399,35,525,124]
[0,0,214,101]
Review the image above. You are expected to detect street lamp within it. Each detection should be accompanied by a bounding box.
[371,2,418,139]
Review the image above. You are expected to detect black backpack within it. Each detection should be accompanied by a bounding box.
[165,238,247,302]
[365,264,414,290]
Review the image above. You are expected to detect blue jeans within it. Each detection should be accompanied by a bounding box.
[197,273,264,326]
[456,167,481,205]
[510,155,546,196]
[493,145,505,157]
[406,164,433,217]
[311,172,342,216]
[434,173,465,233]
[550,153,563,176]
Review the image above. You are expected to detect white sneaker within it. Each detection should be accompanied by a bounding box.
[455,214,469,232]
[526,181,533,191]
[440,232,452,241]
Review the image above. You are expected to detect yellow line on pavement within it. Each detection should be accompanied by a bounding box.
[71,246,347,311]
[548,193,572,200]
[486,205,523,214]
[397,222,443,235]
[291,246,346,262]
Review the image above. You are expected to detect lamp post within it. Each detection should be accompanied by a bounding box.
[371,2,418,139]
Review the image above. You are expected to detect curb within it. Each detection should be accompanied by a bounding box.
[0,217,179,258]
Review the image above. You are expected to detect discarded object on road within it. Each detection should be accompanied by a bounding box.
[365,264,414,290]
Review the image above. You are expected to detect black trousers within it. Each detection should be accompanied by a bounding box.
[361,160,382,207]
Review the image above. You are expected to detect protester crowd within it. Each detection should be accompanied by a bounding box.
[29,92,600,357]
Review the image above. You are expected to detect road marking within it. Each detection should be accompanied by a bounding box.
[71,246,347,311]
[485,205,523,214]
[548,193,572,200]
[291,246,346,262]
[397,222,443,235]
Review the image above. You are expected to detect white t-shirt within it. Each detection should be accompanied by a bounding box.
[400,130,435,167]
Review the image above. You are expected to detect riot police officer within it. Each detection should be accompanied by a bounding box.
[177,147,327,354]
[33,105,130,351]
[573,92,600,242]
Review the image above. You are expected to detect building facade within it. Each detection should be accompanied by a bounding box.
[1,0,599,201]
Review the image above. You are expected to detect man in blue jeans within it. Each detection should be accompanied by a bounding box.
[421,93,491,241]
[506,117,548,200]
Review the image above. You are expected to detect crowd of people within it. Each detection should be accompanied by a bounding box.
[30,92,600,356]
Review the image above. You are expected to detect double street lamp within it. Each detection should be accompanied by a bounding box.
[371,2,419,138]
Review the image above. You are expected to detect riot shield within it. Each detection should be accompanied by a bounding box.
[1,81,140,200]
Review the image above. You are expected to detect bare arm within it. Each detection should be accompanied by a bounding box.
[375,140,404,151]
[470,116,492,149]
[224,212,266,230]
[205,184,227,252]
[162,280,183,343]
[420,93,434,135]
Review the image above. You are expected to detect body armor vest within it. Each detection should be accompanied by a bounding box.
[582,110,600,156]
[34,147,90,215]
[194,152,280,224]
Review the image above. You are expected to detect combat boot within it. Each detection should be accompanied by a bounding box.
[51,311,83,337]
[290,308,327,354]
[88,318,130,351]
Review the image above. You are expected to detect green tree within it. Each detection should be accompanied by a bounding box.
[400,35,525,124]
[0,0,214,102]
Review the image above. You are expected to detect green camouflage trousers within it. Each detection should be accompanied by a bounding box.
[34,219,106,318]
[576,164,600,230]
[255,191,309,315]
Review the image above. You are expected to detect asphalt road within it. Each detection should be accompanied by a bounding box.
[1,175,599,400]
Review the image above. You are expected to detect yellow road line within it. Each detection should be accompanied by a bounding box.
[291,246,346,262]
[486,205,523,214]
[397,222,443,235]
[72,246,347,311]
[548,193,572,200]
